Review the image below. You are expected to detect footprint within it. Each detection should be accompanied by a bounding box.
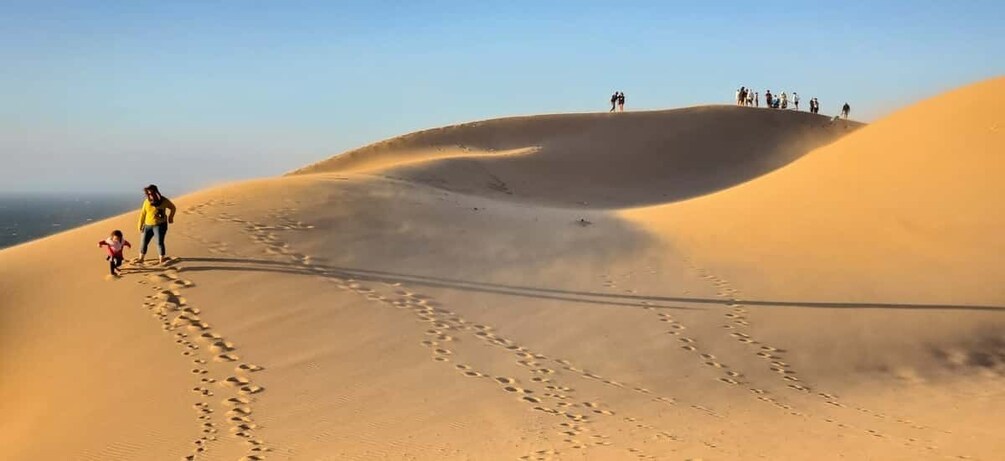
[228,406,253,416]
[192,386,214,396]
[237,364,265,373]
[495,377,516,384]
[225,376,251,386]
[224,397,252,406]
[200,332,223,341]
[215,353,240,362]
[239,385,265,395]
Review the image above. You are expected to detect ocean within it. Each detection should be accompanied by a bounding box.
[0,194,138,250]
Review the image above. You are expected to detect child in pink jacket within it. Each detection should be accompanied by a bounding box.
[98,230,132,276]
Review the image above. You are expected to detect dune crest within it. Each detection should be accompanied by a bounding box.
[294,107,863,208]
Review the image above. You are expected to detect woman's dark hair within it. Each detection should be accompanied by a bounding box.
[144,184,163,206]
[111,230,123,238]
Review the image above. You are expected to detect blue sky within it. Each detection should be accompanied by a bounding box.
[1,1,1002,194]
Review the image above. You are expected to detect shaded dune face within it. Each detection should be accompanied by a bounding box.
[293,107,863,208]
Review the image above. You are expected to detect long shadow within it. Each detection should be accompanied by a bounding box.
[175,263,697,311]
[176,257,1005,313]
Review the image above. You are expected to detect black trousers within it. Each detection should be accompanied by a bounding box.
[109,255,124,275]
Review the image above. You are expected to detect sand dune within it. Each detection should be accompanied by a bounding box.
[293,107,862,208]
[1,79,1002,460]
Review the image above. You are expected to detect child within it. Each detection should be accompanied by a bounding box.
[98,230,132,276]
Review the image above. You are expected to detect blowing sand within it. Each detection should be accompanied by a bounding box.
[1,78,1002,460]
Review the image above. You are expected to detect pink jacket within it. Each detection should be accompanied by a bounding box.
[98,238,131,257]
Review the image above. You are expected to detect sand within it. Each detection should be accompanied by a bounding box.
[1,77,1002,460]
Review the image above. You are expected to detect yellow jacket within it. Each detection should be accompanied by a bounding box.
[137,198,176,230]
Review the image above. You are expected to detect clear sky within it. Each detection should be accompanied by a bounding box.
[1,1,1002,194]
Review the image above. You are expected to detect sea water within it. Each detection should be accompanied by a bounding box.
[0,194,137,250]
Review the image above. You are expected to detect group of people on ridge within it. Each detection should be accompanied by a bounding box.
[737,86,849,119]
[603,87,849,120]
[97,184,176,276]
[737,86,805,110]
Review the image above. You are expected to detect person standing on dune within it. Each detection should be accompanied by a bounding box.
[618,91,625,112]
[754,91,759,107]
[136,184,176,265]
[610,91,618,112]
[841,102,851,119]
[793,92,800,110]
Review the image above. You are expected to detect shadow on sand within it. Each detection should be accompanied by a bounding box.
[167,257,1005,313]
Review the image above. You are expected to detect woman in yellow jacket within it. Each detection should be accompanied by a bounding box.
[136,184,177,264]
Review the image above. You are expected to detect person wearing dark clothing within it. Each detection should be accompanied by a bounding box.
[610,92,618,112]
[617,92,625,112]
[841,102,850,119]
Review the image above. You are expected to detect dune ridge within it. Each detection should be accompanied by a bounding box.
[294,106,863,208]
[1,79,1002,460]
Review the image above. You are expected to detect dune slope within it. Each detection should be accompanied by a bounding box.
[294,107,862,208]
[625,77,1005,305]
[2,81,1002,461]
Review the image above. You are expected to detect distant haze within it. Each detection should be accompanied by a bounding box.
[1,1,1002,194]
